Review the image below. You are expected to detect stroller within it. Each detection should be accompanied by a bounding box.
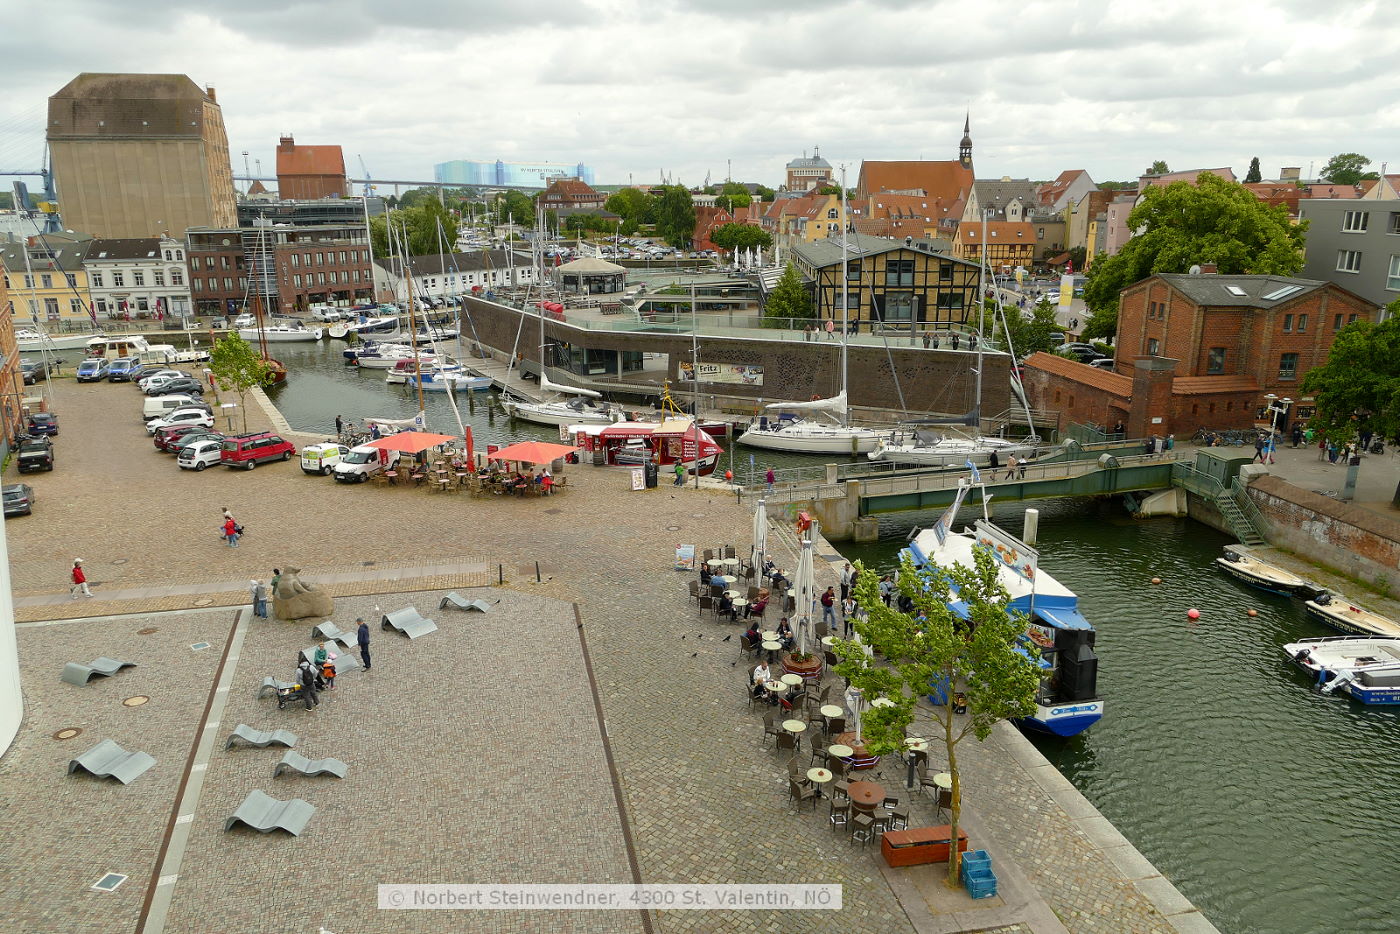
[274,683,303,709]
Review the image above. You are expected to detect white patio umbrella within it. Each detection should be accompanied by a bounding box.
[750,499,768,580]
[756,245,764,268]
[793,526,817,656]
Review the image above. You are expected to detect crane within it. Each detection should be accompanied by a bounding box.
[357,154,375,198]
[1,144,62,232]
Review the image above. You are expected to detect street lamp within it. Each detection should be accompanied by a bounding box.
[1263,393,1292,461]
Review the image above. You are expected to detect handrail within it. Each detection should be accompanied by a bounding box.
[1231,476,1267,530]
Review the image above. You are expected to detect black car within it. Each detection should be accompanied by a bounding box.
[20,360,47,385]
[149,379,204,396]
[26,412,59,436]
[16,437,54,473]
[2,483,35,517]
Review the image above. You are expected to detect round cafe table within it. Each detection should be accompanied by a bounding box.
[904,738,929,753]
[847,780,885,812]
[807,767,833,798]
[724,589,742,599]
[782,719,806,734]
[706,558,725,568]
[718,557,739,567]
[820,636,835,646]
[761,641,781,652]
[761,631,778,641]
[827,744,854,759]
[820,704,844,718]
[932,772,952,791]
[763,680,785,694]
[780,673,803,687]
[731,598,749,615]
[717,575,737,585]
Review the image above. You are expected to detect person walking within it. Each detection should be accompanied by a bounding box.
[298,659,320,710]
[70,559,92,598]
[839,563,853,602]
[1253,435,1266,463]
[1004,454,1018,480]
[820,586,837,628]
[879,574,895,606]
[765,467,775,493]
[223,515,240,547]
[825,318,835,340]
[841,596,857,638]
[249,579,268,619]
[356,617,372,670]
[674,460,686,486]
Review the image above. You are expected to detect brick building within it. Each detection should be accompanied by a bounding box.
[274,135,348,200]
[691,206,734,253]
[186,222,373,315]
[537,178,605,212]
[1022,271,1380,438]
[0,270,27,454]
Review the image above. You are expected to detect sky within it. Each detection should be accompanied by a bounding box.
[1,0,1398,196]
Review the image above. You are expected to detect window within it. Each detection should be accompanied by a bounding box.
[133,270,145,286]
[91,272,104,288]
[164,250,172,261]
[1342,210,1369,233]
[846,261,861,281]
[317,273,326,286]
[304,253,312,267]
[1390,213,1400,235]
[294,274,302,288]
[65,274,76,288]
[1279,352,1298,380]
[291,254,299,267]
[329,271,338,284]
[96,299,107,313]
[44,297,59,319]
[1388,255,1400,291]
[939,263,952,281]
[1037,227,1045,239]
[1334,313,1343,329]
[174,250,183,261]
[826,209,838,220]
[22,274,33,288]
[220,256,230,270]
[353,269,361,282]
[191,279,201,293]
[1297,314,1307,332]
[1147,338,1159,355]
[137,298,148,312]
[224,277,233,290]
[1207,347,1226,374]
[69,298,83,315]
[884,259,914,286]
[1349,314,1359,323]
[154,270,165,286]
[1208,402,1216,414]
[112,271,124,287]
[882,291,915,322]
[1282,314,1293,332]
[40,274,52,288]
[337,250,345,264]
[171,268,183,286]
[316,253,325,266]
[1336,250,1362,273]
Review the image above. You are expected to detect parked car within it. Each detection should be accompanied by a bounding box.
[233,313,256,328]
[172,430,224,454]
[177,438,225,471]
[2,483,35,517]
[107,357,141,381]
[20,360,47,384]
[1088,358,1116,370]
[220,431,295,469]
[148,378,204,397]
[143,395,209,422]
[16,437,54,473]
[300,442,350,475]
[154,424,204,452]
[333,444,397,482]
[311,307,344,322]
[138,369,187,390]
[146,409,215,435]
[26,412,59,437]
[76,358,110,382]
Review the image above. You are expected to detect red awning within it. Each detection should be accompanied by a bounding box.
[361,431,458,455]
[489,441,579,465]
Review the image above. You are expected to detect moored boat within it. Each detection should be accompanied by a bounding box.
[737,393,886,454]
[327,315,401,339]
[501,375,627,426]
[1284,635,1400,704]
[17,328,98,351]
[238,323,323,343]
[1303,592,1400,638]
[1214,545,1321,597]
[869,427,1039,467]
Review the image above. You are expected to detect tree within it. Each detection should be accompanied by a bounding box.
[209,334,275,434]
[754,185,776,202]
[836,548,1040,886]
[1320,152,1379,186]
[604,188,656,226]
[1000,300,1065,357]
[716,189,751,212]
[762,262,813,326]
[492,190,535,228]
[1145,160,1170,175]
[1065,246,1087,270]
[654,185,696,249]
[1244,157,1262,184]
[1300,300,1400,506]
[708,223,772,253]
[370,198,461,259]
[1079,173,1306,339]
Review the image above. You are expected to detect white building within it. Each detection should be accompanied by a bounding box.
[378,250,538,301]
[84,236,192,319]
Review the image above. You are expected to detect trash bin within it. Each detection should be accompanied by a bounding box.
[592,448,606,466]
[644,462,658,488]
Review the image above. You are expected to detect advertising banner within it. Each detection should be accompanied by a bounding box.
[679,361,764,386]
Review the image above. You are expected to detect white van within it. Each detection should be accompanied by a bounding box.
[177,439,224,471]
[143,394,205,422]
[332,444,398,483]
[300,442,350,475]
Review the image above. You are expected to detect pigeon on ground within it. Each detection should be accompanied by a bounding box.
[722,635,732,642]
[691,652,698,658]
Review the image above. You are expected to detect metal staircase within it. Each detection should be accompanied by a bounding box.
[1170,464,1266,546]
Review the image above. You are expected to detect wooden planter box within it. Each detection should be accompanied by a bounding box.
[781,652,823,682]
[881,825,969,867]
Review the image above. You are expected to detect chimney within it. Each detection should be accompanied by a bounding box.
[1200,263,1218,274]
[278,136,295,152]
[1279,167,1300,182]
[205,86,217,102]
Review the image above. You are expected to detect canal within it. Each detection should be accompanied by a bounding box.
[839,497,1400,934]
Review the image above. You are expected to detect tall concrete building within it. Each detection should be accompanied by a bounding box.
[47,73,238,239]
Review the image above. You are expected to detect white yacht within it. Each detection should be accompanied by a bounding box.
[737,393,885,454]
[238,322,323,342]
[500,375,625,426]
[17,328,97,352]
[869,426,1037,467]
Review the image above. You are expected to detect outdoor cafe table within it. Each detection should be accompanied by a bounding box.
[821,636,835,647]
[761,631,778,641]
[724,589,742,599]
[731,597,749,616]
[763,680,785,695]
[717,575,737,586]
[903,738,930,789]
[932,772,952,791]
[820,705,844,719]
[782,719,806,734]
[761,641,781,654]
[780,673,803,687]
[383,470,398,485]
[807,767,833,798]
[827,744,854,759]
[716,557,739,567]
[847,780,886,813]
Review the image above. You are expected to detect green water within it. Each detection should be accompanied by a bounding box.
[839,498,1400,934]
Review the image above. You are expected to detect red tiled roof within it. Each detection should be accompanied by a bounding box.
[1170,375,1260,395]
[1023,352,1132,395]
[1301,184,1364,199]
[275,141,346,177]
[856,160,972,204]
[542,178,601,198]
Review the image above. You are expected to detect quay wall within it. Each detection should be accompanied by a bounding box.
[1245,476,1400,594]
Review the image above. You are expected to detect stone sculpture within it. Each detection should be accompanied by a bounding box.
[273,567,335,621]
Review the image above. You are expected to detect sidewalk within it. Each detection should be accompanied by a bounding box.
[1185,438,1400,522]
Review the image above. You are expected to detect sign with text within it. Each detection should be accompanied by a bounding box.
[972,519,1038,584]
[679,361,763,387]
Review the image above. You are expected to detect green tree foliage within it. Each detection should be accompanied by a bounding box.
[0,192,12,209]
[762,262,813,326]
[209,334,275,433]
[1097,181,1135,191]
[1300,300,1400,505]
[708,223,772,253]
[754,185,776,202]
[654,186,697,249]
[1000,300,1065,357]
[492,190,535,228]
[370,198,461,258]
[1320,152,1379,185]
[1065,246,1087,270]
[1244,157,1262,184]
[837,549,1040,886]
[716,182,753,213]
[562,212,616,235]
[1079,173,1306,339]
[604,188,657,226]
[1146,160,1170,175]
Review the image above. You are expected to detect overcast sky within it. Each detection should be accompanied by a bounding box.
[2,0,1397,196]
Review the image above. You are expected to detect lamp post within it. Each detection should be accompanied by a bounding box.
[1263,393,1291,464]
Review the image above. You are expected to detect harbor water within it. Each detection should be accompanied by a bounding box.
[839,497,1400,934]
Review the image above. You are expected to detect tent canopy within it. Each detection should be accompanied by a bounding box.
[362,431,458,455]
[490,440,578,465]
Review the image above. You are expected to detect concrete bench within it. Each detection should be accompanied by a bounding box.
[310,622,358,650]
[61,657,136,686]
[439,592,493,613]
[225,724,298,750]
[299,642,362,675]
[68,739,155,785]
[274,751,347,779]
[381,606,438,640]
[257,677,297,699]
[224,789,316,836]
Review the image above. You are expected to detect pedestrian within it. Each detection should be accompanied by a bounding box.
[1146,436,1157,456]
[1360,429,1373,451]
[270,568,281,596]
[765,467,775,493]
[1165,434,1174,451]
[951,333,960,351]
[1018,456,1027,479]
[988,450,1000,473]
[335,414,344,437]
[1327,441,1338,464]
[1071,317,1079,330]
[841,596,857,637]
[70,559,92,598]
[673,460,686,486]
[1303,426,1315,446]
[298,659,320,710]
[249,579,268,619]
[931,334,940,349]
[319,657,337,690]
[820,586,837,627]
[223,515,239,547]
[922,331,931,349]
[1263,435,1275,465]
[1004,454,1018,480]
[1253,435,1266,463]
[356,617,372,670]
[1113,420,1124,438]
[1291,425,1303,449]
[825,318,835,340]
[839,563,853,602]
[879,574,895,607]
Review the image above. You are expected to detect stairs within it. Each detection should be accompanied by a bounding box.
[1215,493,1265,546]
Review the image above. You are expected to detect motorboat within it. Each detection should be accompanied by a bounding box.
[237,322,323,342]
[1303,592,1400,638]
[1214,545,1321,597]
[389,361,490,392]
[905,510,1102,737]
[326,315,402,339]
[1284,636,1400,704]
[84,334,208,365]
[869,426,1038,467]
[17,328,97,351]
[566,419,723,476]
[349,343,436,369]
[501,374,627,427]
[737,393,886,454]
[378,320,460,344]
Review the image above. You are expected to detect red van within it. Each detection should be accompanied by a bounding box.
[220,431,295,470]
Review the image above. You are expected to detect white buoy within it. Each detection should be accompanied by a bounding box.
[1023,508,1040,546]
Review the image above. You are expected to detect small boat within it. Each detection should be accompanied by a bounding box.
[1214,545,1320,597]
[17,328,98,351]
[869,427,1039,467]
[501,375,628,426]
[378,321,460,344]
[1284,636,1400,704]
[238,323,323,343]
[389,362,490,392]
[737,393,887,454]
[84,334,209,365]
[1303,592,1400,638]
[351,344,436,369]
[327,316,401,339]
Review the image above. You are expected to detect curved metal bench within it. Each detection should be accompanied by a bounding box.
[225,724,298,750]
[381,607,438,640]
[273,751,347,779]
[298,642,362,674]
[439,592,493,613]
[224,789,316,836]
[310,622,358,650]
[68,739,155,785]
[61,657,136,686]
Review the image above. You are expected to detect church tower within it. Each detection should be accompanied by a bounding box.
[958,113,973,169]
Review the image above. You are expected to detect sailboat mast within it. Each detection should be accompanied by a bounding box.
[973,207,987,428]
[393,217,427,414]
[839,165,849,426]
[253,221,271,363]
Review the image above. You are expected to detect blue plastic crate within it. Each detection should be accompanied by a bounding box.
[961,850,991,871]
[964,876,998,899]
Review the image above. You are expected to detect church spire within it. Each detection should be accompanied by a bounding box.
[959,113,973,169]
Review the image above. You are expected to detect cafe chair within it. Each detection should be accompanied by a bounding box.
[688,580,700,603]
[762,712,783,748]
[828,799,850,832]
[935,789,953,822]
[788,779,818,813]
[745,684,762,712]
[826,716,846,737]
[702,549,715,563]
[775,732,797,753]
[871,807,893,836]
[739,633,759,658]
[698,596,714,618]
[786,756,809,786]
[850,812,876,846]
[831,779,850,803]
[814,621,830,640]
[888,803,910,831]
[808,734,829,766]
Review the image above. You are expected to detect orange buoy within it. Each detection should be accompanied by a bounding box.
[1151,577,1162,585]
[1247,609,1258,617]
[1187,608,1201,620]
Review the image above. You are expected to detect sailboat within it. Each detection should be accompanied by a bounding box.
[244,223,286,384]
[737,168,888,455]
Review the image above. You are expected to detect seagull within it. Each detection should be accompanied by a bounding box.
[722,635,732,642]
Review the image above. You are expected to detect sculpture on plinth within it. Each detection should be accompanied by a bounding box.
[273,567,335,621]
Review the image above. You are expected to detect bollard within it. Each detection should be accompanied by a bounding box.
[535,561,542,583]
[1023,508,1039,546]
[498,564,503,585]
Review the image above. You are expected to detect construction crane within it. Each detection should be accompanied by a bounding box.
[1,144,62,231]
[357,154,375,198]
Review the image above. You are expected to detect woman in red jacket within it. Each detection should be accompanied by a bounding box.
[70,559,92,598]
[223,517,240,548]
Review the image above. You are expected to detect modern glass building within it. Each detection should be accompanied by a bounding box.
[434,160,595,188]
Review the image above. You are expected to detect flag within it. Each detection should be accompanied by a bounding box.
[965,459,981,483]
